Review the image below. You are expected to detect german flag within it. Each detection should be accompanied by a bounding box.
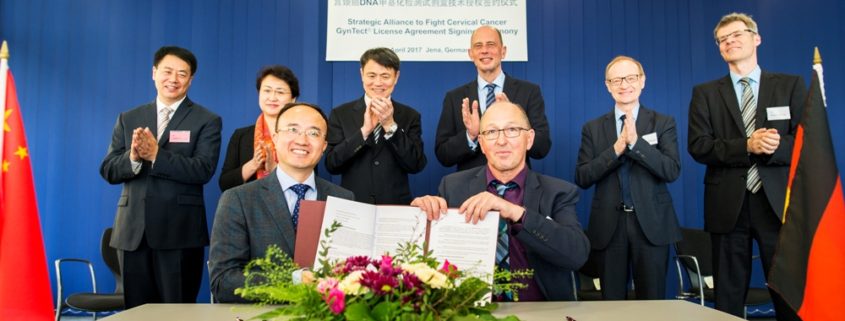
[769,48,845,321]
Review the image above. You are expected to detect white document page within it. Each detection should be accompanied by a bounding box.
[372,205,427,257]
[427,209,499,278]
[315,196,377,268]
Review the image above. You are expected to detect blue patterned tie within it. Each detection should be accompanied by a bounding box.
[289,184,310,231]
[485,83,496,112]
[492,180,517,270]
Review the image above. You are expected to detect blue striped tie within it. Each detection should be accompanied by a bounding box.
[492,181,517,270]
[485,83,496,112]
[289,184,310,231]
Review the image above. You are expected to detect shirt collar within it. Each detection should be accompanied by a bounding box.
[275,167,317,192]
[477,72,506,91]
[364,95,391,108]
[730,65,761,86]
[485,165,528,190]
[156,96,186,114]
[614,104,640,122]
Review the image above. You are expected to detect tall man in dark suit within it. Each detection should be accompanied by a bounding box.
[325,47,426,204]
[436,26,551,171]
[100,46,222,308]
[209,103,355,303]
[688,13,806,320]
[414,102,589,301]
[575,56,681,300]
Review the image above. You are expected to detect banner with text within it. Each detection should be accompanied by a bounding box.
[326,0,527,61]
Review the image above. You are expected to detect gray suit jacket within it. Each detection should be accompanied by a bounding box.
[439,167,590,300]
[100,98,222,250]
[208,170,354,303]
[575,106,682,249]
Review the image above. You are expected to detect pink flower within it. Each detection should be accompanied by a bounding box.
[440,259,459,278]
[377,255,401,276]
[325,288,345,315]
[316,277,339,294]
[360,270,399,295]
[343,256,374,273]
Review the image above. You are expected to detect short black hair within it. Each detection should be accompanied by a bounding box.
[274,102,329,132]
[359,47,400,71]
[153,46,198,76]
[256,65,300,99]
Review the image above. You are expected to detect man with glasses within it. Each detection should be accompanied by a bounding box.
[325,47,426,205]
[688,12,806,320]
[435,25,551,171]
[209,103,354,303]
[575,56,681,300]
[413,102,589,301]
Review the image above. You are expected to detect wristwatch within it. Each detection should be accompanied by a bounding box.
[383,123,398,136]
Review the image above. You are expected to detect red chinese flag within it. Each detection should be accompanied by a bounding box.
[769,50,845,321]
[0,54,54,319]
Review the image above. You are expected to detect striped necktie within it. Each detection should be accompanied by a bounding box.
[739,78,762,193]
[485,83,496,112]
[157,106,173,140]
[373,123,383,144]
[492,180,517,270]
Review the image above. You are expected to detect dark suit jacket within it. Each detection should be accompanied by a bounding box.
[208,170,354,303]
[218,125,257,192]
[575,106,682,249]
[100,98,222,250]
[438,167,590,300]
[688,71,806,233]
[435,75,551,171]
[325,97,426,205]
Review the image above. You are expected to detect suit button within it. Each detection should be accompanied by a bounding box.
[374,161,380,166]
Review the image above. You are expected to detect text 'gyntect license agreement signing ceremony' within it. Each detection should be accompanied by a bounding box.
[327,0,527,61]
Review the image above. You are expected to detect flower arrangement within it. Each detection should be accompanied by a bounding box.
[235,222,532,321]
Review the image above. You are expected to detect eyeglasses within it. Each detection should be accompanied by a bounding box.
[480,127,530,140]
[606,74,641,87]
[716,28,755,45]
[260,88,291,97]
[277,126,323,139]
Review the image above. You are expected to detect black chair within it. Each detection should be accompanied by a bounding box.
[674,228,771,319]
[54,228,124,320]
[574,251,603,301]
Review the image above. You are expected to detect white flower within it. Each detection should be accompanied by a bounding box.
[401,263,452,289]
[338,270,368,295]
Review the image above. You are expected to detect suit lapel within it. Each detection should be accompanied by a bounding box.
[143,103,158,133]
[717,76,746,133]
[756,72,776,128]
[603,112,618,147]
[259,170,296,251]
[158,98,193,146]
[636,106,655,136]
[522,171,543,214]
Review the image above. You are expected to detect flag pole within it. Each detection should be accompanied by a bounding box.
[0,40,9,169]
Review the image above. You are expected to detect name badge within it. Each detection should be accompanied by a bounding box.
[170,130,191,143]
[642,132,658,145]
[767,106,791,120]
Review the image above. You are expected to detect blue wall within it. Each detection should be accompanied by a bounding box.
[1,0,843,306]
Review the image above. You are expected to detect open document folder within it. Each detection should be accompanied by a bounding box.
[295,196,498,279]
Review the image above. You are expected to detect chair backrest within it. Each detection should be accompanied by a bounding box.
[578,251,601,291]
[100,228,123,293]
[674,228,714,293]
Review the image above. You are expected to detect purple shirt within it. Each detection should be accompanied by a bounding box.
[485,167,545,301]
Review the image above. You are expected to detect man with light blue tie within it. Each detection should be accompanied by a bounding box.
[435,25,551,171]
[208,102,354,303]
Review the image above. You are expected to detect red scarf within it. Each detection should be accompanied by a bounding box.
[253,114,276,179]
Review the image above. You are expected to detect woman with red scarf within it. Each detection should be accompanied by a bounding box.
[219,65,299,191]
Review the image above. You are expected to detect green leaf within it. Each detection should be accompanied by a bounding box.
[344,302,374,321]
[371,301,400,321]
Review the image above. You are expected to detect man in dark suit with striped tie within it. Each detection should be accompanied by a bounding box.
[435,25,551,171]
[413,102,589,301]
[688,12,806,320]
[100,46,222,308]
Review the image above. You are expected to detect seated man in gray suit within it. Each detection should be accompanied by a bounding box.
[209,102,354,303]
[412,102,589,301]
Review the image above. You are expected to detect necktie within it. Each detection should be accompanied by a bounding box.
[157,106,173,140]
[289,184,310,231]
[619,115,634,208]
[739,78,762,193]
[484,83,496,113]
[492,180,517,270]
[373,123,383,144]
